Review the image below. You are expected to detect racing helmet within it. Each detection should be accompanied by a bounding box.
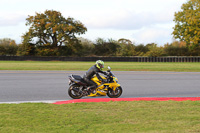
[96,60,104,71]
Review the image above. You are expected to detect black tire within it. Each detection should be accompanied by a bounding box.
[107,86,123,98]
[68,85,83,99]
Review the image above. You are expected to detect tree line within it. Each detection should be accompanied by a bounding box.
[1,37,200,57]
[0,0,199,57]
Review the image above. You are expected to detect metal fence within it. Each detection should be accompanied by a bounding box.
[1,56,200,62]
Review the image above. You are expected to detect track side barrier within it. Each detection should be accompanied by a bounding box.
[1,56,200,62]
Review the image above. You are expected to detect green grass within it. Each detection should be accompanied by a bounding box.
[1,61,200,132]
[0,101,200,133]
[1,61,200,72]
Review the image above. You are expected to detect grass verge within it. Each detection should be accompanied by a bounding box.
[0,101,200,133]
[1,61,200,132]
[1,61,200,72]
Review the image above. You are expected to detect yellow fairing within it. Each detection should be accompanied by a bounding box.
[88,75,121,97]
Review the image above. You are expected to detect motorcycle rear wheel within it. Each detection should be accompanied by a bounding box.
[107,86,123,98]
[68,85,83,99]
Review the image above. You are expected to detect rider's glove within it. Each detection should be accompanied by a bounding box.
[103,72,109,76]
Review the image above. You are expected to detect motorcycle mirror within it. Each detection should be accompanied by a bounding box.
[107,66,111,71]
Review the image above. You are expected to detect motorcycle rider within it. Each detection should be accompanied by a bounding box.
[83,60,107,94]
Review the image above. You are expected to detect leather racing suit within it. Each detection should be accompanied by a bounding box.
[83,65,107,91]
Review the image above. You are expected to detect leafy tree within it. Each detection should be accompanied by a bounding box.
[135,44,149,56]
[173,0,200,46]
[63,41,83,56]
[0,38,18,56]
[78,37,95,56]
[36,47,59,56]
[94,38,120,56]
[145,43,164,57]
[118,43,135,56]
[163,41,189,56]
[117,39,135,56]
[118,38,132,44]
[22,9,87,55]
[17,35,36,56]
[17,44,36,56]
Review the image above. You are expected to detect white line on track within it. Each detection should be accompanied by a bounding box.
[0,99,69,104]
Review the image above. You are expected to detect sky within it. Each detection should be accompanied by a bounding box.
[0,0,188,46]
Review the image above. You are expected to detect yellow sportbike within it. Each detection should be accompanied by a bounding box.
[68,67,123,99]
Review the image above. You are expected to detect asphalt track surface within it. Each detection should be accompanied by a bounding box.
[0,70,200,103]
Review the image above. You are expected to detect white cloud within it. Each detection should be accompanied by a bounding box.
[83,9,174,30]
[0,13,26,27]
[73,0,185,30]
[133,26,174,45]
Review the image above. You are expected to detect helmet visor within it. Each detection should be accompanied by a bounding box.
[99,63,104,68]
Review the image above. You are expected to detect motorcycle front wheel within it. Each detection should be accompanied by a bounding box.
[107,86,123,98]
[68,85,83,99]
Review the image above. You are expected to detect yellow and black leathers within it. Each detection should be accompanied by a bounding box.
[83,65,107,90]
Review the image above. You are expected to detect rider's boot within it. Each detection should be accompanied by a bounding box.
[91,88,96,94]
[87,87,96,94]
[86,87,92,95]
